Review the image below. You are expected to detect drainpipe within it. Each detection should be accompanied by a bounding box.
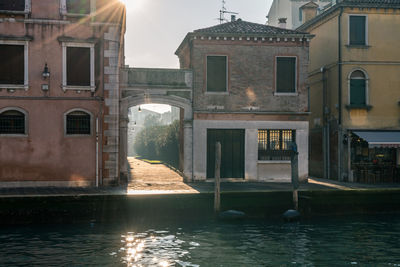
[96,117,99,187]
[338,7,344,181]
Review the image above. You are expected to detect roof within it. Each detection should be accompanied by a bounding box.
[298,0,400,31]
[194,19,308,35]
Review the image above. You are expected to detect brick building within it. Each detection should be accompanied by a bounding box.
[176,19,313,181]
[0,0,125,187]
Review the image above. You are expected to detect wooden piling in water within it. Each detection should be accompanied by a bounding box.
[214,142,221,213]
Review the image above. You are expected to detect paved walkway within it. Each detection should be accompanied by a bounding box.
[0,158,399,197]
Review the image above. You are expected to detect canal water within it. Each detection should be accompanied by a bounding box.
[0,214,399,266]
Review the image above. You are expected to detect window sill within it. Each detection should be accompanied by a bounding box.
[205,91,229,95]
[0,85,28,91]
[0,10,29,15]
[346,104,373,111]
[65,134,92,137]
[346,44,370,49]
[258,160,291,164]
[273,92,298,96]
[62,86,95,93]
[0,134,28,137]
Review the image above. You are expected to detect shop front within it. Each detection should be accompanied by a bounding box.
[350,131,400,183]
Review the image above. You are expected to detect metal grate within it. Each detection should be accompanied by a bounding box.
[258,129,295,160]
[0,0,25,11]
[0,111,25,134]
[66,111,90,135]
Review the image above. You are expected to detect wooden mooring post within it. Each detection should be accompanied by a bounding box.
[291,143,300,211]
[214,142,221,213]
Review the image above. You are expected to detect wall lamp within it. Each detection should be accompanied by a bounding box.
[42,63,50,79]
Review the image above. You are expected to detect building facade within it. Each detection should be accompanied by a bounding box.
[0,0,125,187]
[267,0,333,29]
[176,19,313,182]
[298,0,400,183]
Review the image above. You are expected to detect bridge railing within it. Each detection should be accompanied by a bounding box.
[121,67,193,89]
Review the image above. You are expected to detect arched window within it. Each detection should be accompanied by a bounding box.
[66,110,91,135]
[349,70,367,106]
[0,109,26,134]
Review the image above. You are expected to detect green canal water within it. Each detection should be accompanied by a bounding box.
[0,214,399,266]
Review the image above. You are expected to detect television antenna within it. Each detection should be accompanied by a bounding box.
[218,0,238,24]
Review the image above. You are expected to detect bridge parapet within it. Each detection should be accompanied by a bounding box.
[120,67,193,101]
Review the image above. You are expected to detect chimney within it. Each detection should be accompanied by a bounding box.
[278,18,287,29]
[231,15,236,22]
[300,2,319,24]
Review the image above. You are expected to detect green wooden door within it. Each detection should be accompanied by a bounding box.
[207,129,245,179]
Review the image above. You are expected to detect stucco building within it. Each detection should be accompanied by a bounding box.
[298,0,400,183]
[0,0,125,187]
[175,19,313,182]
[267,0,333,29]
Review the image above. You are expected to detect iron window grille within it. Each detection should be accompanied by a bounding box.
[0,0,25,11]
[258,129,296,160]
[0,110,25,134]
[66,111,91,135]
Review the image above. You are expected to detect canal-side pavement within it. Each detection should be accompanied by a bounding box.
[1,158,400,225]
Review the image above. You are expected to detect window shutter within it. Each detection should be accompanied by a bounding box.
[276,57,296,93]
[350,16,366,45]
[350,79,366,105]
[0,45,24,85]
[67,47,91,86]
[207,56,227,92]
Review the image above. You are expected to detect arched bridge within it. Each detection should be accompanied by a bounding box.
[119,68,193,181]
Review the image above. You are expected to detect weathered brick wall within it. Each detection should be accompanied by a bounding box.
[188,40,310,113]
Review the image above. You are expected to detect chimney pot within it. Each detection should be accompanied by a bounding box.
[278,18,287,29]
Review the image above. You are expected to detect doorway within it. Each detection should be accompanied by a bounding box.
[207,129,245,179]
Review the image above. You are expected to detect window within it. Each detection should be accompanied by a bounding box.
[66,0,90,14]
[0,109,26,135]
[258,130,296,160]
[206,55,227,92]
[62,42,95,92]
[0,0,25,12]
[299,8,303,22]
[349,70,367,106]
[66,110,91,135]
[0,41,29,89]
[276,57,296,93]
[349,15,367,45]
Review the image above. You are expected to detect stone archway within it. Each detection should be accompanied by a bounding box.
[119,94,193,182]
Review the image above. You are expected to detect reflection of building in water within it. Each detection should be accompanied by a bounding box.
[127,106,180,156]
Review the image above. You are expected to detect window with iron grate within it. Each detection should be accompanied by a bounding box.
[258,129,295,160]
[0,110,25,135]
[66,111,91,135]
[0,0,25,11]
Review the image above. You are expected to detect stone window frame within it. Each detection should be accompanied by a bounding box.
[347,14,369,47]
[62,42,95,92]
[274,55,298,96]
[205,54,229,95]
[60,0,96,17]
[0,40,29,91]
[64,108,93,137]
[0,0,31,14]
[347,68,370,109]
[0,107,29,137]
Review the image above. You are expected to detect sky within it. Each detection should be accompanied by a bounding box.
[122,0,273,113]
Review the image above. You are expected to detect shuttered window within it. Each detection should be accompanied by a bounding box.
[349,16,366,45]
[276,57,296,93]
[0,0,25,11]
[0,45,24,85]
[67,0,90,14]
[350,70,367,106]
[67,47,91,86]
[207,56,227,92]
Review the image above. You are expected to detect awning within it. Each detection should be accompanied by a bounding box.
[353,131,400,148]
